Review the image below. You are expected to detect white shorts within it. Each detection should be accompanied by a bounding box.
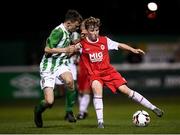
[40,65,71,90]
[55,63,77,85]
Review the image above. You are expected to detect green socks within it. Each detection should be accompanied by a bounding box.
[36,100,49,113]
[65,89,76,112]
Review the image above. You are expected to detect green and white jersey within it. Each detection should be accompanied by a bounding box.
[71,31,80,43]
[40,23,72,72]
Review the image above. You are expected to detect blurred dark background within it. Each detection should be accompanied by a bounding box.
[0,0,180,65]
[1,0,180,36]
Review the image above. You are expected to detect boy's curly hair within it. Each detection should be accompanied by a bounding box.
[84,17,101,30]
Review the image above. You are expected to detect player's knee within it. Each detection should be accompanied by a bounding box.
[66,79,74,89]
[45,99,54,107]
[118,85,131,96]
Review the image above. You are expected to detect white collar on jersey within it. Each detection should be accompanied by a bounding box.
[86,37,99,43]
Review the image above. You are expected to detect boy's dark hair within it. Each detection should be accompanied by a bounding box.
[84,17,101,30]
[64,9,83,23]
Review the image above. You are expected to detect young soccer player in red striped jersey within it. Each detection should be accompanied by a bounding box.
[76,17,164,128]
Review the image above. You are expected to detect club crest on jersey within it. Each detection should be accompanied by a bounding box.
[89,52,103,62]
[100,44,105,50]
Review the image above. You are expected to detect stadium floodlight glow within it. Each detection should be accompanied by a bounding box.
[147,2,158,11]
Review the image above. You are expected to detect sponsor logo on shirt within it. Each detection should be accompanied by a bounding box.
[89,52,103,62]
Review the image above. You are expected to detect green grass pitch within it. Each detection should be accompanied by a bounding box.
[0,94,180,134]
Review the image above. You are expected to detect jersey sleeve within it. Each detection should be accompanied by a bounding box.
[46,28,63,48]
[107,37,119,50]
[71,32,80,41]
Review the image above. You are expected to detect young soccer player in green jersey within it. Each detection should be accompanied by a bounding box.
[34,9,82,128]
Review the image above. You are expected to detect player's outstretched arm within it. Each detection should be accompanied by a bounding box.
[44,45,77,54]
[118,43,145,55]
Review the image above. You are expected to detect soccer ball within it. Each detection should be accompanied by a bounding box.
[132,110,150,127]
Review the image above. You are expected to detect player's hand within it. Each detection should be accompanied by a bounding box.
[75,43,82,50]
[132,49,145,55]
[65,44,81,56]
